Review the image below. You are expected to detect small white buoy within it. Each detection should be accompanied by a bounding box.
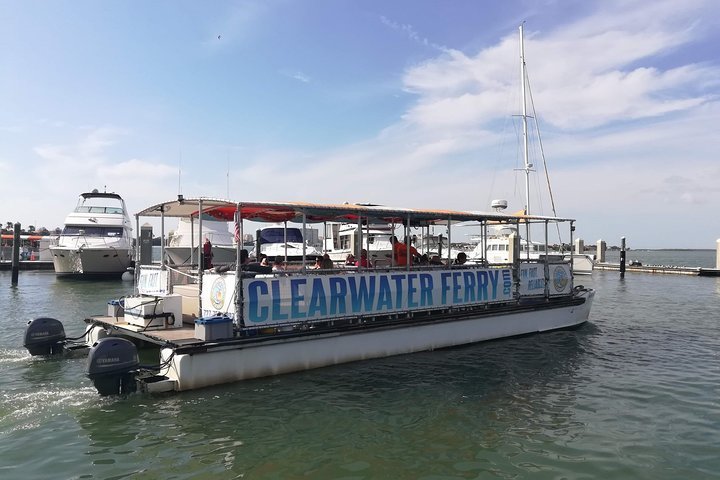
[121,271,134,281]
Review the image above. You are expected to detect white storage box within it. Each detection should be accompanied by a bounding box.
[124,295,183,329]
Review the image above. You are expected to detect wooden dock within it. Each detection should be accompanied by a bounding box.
[595,262,720,277]
[0,260,54,271]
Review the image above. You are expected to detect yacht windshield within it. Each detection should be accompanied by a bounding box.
[260,228,304,244]
[61,226,124,237]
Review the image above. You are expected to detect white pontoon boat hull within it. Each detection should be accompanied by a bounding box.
[159,290,593,391]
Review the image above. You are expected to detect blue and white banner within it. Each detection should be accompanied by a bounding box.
[239,268,513,326]
[518,263,571,296]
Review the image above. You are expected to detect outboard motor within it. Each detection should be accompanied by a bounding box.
[86,337,139,396]
[24,317,67,355]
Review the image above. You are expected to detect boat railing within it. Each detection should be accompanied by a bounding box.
[203,261,520,328]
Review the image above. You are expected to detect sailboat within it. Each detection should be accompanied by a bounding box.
[470,23,594,275]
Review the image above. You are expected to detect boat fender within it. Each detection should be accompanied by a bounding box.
[165,313,175,328]
[23,317,67,356]
[86,337,139,396]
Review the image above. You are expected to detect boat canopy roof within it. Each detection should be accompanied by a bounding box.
[136,198,574,226]
[80,191,124,201]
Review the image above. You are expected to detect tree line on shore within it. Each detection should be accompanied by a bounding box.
[1,222,60,236]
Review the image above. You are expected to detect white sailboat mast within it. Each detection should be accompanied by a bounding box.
[519,23,531,216]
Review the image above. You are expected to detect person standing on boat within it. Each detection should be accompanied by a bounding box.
[391,236,419,266]
[202,237,213,270]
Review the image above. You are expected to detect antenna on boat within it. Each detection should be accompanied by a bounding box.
[226,150,230,199]
[519,22,533,217]
[178,150,183,196]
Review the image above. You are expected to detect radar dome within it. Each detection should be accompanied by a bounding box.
[491,199,508,210]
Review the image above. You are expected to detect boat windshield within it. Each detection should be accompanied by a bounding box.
[75,206,124,214]
[61,226,125,237]
[260,228,304,244]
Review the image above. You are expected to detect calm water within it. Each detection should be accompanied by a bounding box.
[1,251,719,479]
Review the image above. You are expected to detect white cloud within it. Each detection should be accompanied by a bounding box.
[380,15,449,53]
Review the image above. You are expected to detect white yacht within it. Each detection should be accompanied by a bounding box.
[323,222,394,265]
[469,224,554,262]
[165,217,238,266]
[258,224,321,260]
[50,190,133,276]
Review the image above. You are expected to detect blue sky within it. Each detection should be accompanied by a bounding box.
[1,0,719,248]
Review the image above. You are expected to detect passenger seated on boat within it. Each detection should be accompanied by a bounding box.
[417,253,429,265]
[391,235,420,266]
[355,249,371,268]
[345,254,355,265]
[430,255,444,265]
[454,252,467,265]
[272,257,286,272]
[322,253,334,269]
[240,249,272,274]
[311,256,323,269]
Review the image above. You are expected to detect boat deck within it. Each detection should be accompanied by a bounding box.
[86,316,205,347]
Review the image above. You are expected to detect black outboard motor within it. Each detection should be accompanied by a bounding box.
[24,317,67,355]
[86,337,139,396]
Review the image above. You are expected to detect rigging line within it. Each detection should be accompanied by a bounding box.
[486,59,520,210]
[525,67,563,242]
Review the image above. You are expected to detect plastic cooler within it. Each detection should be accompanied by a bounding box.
[194,316,234,341]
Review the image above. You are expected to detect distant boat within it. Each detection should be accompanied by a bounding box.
[258,224,321,260]
[49,189,133,277]
[165,216,238,266]
[322,222,394,265]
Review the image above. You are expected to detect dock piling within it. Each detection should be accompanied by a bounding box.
[596,239,606,263]
[574,238,584,256]
[11,223,20,284]
[716,239,720,270]
[619,237,626,279]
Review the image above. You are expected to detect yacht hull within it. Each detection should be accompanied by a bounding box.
[50,246,132,276]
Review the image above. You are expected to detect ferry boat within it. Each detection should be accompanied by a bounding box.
[49,190,134,277]
[24,198,594,395]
